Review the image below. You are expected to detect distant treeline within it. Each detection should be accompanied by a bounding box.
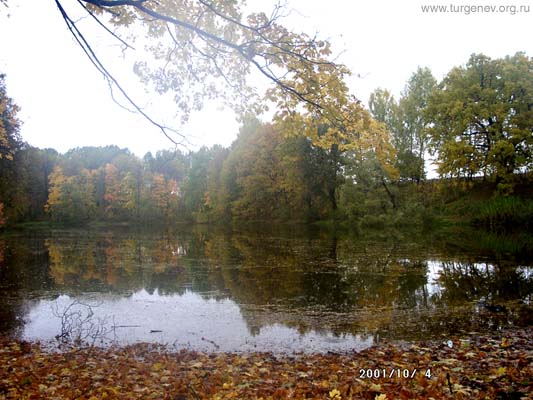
[0,127,371,224]
[0,127,530,229]
[0,52,531,227]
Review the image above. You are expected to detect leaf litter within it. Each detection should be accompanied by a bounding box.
[0,328,531,399]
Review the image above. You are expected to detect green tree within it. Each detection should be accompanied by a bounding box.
[121,171,141,219]
[369,88,398,134]
[78,168,98,219]
[370,68,437,182]
[30,148,59,219]
[181,150,206,220]
[426,53,533,192]
[150,150,188,181]
[60,146,130,175]
[0,150,30,222]
[4,146,58,222]
[214,148,239,221]
[204,145,230,221]
[397,67,436,182]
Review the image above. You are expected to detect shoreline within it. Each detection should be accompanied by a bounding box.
[1,327,531,399]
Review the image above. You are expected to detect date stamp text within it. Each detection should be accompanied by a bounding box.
[359,368,431,379]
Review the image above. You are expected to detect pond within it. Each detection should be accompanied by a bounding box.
[0,225,531,353]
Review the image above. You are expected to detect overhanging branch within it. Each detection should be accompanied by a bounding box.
[55,0,189,147]
[82,0,336,111]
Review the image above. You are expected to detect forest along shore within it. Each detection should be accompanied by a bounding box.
[1,328,531,399]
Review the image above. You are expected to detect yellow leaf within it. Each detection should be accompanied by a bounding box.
[151,362,164,372]
[500,338,512,348]
[105,387,118,395]
[375,394,387,400]
[370,383,382,391]
[496,367,507,376]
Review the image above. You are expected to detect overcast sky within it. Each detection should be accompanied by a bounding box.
[0,0,531,156]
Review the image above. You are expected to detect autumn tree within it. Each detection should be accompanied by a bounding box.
[150,173,178,219]
[45,166,97,222]
[278,135,337,221]
[45,166,67,221]
[229,122,287,220]
[0,73,20,161]
[49,0,349,145]
[52,1,396,214]
[426,52,533,193]
[103,163,122,218]
[0,73,22,226]
[213,118,288,221]
[208,117,354,222]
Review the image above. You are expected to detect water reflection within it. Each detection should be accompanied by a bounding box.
[23,291,373,353]
[0,226,531,352]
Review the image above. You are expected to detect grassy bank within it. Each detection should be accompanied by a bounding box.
[412,176,533,230]
[1,328,531,399]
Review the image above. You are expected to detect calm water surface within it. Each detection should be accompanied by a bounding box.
[0,226,531,353]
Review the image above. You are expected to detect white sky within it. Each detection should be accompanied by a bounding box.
[0,0,531,157]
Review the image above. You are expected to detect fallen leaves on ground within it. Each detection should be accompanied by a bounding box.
[0,328,531,399]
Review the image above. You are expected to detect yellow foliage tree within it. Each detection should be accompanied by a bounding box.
[0,73,21,161]
[44,166,67,221]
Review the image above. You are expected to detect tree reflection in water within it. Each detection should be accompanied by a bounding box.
[0,226,531,351]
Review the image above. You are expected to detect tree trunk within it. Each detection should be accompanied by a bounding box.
[381,177,397,209]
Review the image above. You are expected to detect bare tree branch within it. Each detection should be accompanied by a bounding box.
[55,0,190,147]
[76,0,135,50]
